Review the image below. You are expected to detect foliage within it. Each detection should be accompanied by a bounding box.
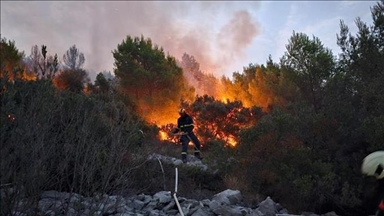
[62,45,85,70]
[53,69,90,93]
[281,32,336,112]
[113,35,194,125]
[0,78,150,215]
[180,94,264,147]
[26,44,59,79]
[0,37,30,81]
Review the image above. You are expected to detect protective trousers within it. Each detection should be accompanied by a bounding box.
[180,132,201,161]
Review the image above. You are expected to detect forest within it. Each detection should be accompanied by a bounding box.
[1,1,383,215]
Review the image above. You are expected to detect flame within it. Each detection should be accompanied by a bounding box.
[226,136,237,147]
[159,130,169,141]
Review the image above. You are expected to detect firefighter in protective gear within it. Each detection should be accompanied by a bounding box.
[173,108,202,163]
[362,151,384,216]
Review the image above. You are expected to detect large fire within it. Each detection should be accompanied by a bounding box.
[137,63,272,148]
[154,93,242,147]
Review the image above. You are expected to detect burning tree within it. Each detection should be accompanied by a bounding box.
[113,35,195,125]
[179,95,264,147]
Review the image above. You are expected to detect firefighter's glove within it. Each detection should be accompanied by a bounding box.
[171,128,180,134]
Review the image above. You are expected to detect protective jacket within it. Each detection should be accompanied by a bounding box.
[177,114,195,133]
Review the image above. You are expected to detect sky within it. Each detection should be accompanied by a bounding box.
[0,1,378,81]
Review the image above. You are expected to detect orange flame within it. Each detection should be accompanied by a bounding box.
[159,130,169,141]
[226,136,237,147]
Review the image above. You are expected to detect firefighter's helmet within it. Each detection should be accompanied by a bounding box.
[178,108,186,114]
[362,151,384,179]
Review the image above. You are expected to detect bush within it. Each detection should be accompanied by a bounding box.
[0,78,149,215]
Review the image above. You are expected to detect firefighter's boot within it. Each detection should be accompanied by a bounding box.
[181,153,187,163]
[194,152,202,160]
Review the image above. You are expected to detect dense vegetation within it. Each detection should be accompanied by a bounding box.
[1,1,383,215]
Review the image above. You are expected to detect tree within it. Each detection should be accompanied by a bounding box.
[94,72,110,94]
[0,36,25,80]
[113,35,194,125]
[178,53,220,97]
[281,32,335,112]
[53,69,90,93]
[27,45,59,79]
[178,95,263,147]
[63,45,85,70]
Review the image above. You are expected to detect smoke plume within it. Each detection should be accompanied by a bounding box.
[1,1,261,79]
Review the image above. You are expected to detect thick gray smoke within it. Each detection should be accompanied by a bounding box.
[1,1,261,80]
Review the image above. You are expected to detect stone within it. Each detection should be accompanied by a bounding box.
[257,197,277,216]
[324,212,339,216]
[301,212,319,216]
[200,199,211,206]
[144,200,159,211]
[65,208,77,216]
[153,191,172,204]
[208,199,220,210]
[212,205,243,216]
[133,200,145,210]
[212,189,242,205]
[41,191,70,200]
[163,200,176,212]
[252,209,266,216]
[191,207,212,216]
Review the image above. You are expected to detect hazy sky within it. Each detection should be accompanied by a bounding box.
[1,1,377,80]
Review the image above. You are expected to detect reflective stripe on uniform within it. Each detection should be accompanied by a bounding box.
[379,201,384,210]
[180,123,194,128]
[181,152,187,155]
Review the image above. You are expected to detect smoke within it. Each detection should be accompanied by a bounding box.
[1,1,261,80]
[217,10,259,65]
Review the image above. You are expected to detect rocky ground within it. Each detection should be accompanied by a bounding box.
[3,154,341,216]
[11,189,339,216]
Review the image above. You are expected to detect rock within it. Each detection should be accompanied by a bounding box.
[80,208,90,216]
[163,200,176,212]
[5,152,338,216]
[166,209,179,215]
[133,199,145,210]
[112,213,134,216]
[41,190,70,200]
[257,197,277,216]
[212,189,242,205]
[301,212,319,216]
[148,153,208,171]
[201,199,210,206]
[191,207,213,216]
[324,212,339,216]
[212,205,244,216]
[38,198,56,213]
[45,209,56,216]
[252,208,266,216]
[144,200,159,211]
[65,208,77,216]
[208,199,220,210]
[279,208,289,214]
[153,191,172,204]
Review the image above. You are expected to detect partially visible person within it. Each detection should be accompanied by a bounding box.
[362,151,384,216]
[172,108,202,163]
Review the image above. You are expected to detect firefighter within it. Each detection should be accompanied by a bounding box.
[361,151,384,216]
[172,108,202,163]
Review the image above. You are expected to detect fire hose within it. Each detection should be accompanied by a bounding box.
[173,167,184,216]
